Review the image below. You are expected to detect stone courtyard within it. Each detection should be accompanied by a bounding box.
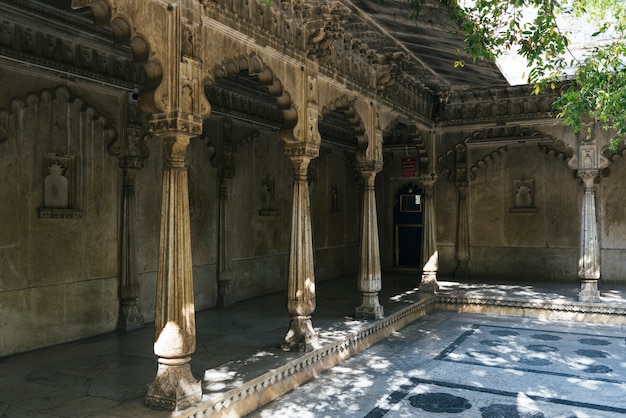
[2,0,626,416]
[2,275,626,417]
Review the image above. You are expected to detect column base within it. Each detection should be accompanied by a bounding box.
[419,271,439,293]
[281,315,319,352]
[145,358,202,411]
[356,292,384,319]
[579,279,601,303]
[120,300,144,332]
[217,279,235,308]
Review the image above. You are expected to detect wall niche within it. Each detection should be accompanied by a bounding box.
[39,153,81,219]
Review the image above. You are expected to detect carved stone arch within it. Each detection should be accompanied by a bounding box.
[381,119,428,174]
[464,126,575,181]
[537,134,575,162]
[318,95,366,152]
[204,54,297,143]
[466,146,508,182]
[71,2,163,114]
[0,85,118,217]
[600,139,626,177]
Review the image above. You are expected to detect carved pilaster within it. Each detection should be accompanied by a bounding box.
[145,131,201,410]
[355,163,384,319]
[578,169,601,303]
[217,168,235,307]
[455,184,470,279]
[281,143,319,352]
[118,164,143,332]
[108,96,149,332]
[454,143,469,279]
[419,174,439,293]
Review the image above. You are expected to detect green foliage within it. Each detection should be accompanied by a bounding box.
[439,0,626,149]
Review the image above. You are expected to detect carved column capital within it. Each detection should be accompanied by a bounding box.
[148,111,204,137]
[284,143,320,179]
[356,160,383,175]
[419,173,438,192]
[578,169,599,189]
[284,143,320,160]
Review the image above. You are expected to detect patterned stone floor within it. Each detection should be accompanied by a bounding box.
[248,312,626,418]
[2,277,626,417]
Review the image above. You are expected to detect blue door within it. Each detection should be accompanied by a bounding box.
[394,183,423,267]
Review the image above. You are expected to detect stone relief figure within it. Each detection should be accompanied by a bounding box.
[259,176,279,216]
[262,177,273,210]
[44,162,69,208]
[182,84,193,114]
[182,24,194,57]
[331,186,339,212]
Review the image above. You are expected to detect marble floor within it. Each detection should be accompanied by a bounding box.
[249,311,626,417]
[1,275,626,418]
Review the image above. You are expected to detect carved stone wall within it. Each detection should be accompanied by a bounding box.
[0,79,120,356]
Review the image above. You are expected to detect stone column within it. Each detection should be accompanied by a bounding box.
[145,132,202,410]
[578,169,601,303]
[217,168,235,307]
[419,174,439,293]
[355,164,383,319]
[281,144,319,352]
[455,184,470,279]
[119,160,144,331]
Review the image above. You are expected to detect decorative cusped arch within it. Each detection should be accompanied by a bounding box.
[71,1,163,114]
[382,118,429,175]
[206,53,298,142]
[319,95,367,151]
[462,126,574,181]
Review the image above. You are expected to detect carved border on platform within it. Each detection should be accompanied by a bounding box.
[190,296,439,417]
[179,292,626,417]
[438,295,626,315]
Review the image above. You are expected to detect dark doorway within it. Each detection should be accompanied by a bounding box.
[394,183,423,267]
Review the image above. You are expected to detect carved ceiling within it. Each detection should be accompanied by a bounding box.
[17,0,508,101]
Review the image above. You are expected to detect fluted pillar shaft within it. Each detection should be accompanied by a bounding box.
[355,167,383,319]
[578,170,601,303]
[119,163,144,331]
[455,184,469,279]
[217,169,234,307]
[281,144,319,352]
[145,132,201,410]
[420,175,439,293]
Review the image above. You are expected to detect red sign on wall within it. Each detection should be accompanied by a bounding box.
[402,157,416,177]
[402,157,416,169]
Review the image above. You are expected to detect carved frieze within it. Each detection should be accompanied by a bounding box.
[202,0,437,119]
[0,6,138,88]
[439,86,558,125]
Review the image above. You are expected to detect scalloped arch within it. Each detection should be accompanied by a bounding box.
[320,95,367,151]
[207,53,298,142]
[0,86,117,142]
[71,2,163,114]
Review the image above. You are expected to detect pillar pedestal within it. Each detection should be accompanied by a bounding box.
[579,279,601,303]
[281,315,318,352]
[145,357,201,411]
